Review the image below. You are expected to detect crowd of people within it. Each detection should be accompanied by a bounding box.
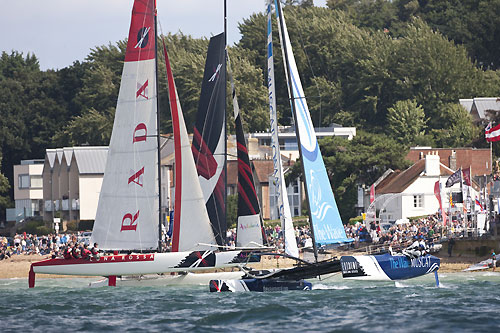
[224,225,314,250]
[345,214,443,252]
[0,232,99,261]
[0,214,466,261]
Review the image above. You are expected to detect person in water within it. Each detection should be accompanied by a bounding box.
[491,250,497,272]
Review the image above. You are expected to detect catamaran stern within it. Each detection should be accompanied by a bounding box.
[340,254,440,281]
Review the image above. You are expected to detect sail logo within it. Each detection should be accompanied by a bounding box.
[239,221,260,230]
[208,64,222,82]
[121,211,139,232]
[389,256,432,269]
[128,167,144,187]
[309,169,332,222]
[135,27,150,48]
[136,80,149,99]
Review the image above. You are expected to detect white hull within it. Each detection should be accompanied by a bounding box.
[31,250,251,284]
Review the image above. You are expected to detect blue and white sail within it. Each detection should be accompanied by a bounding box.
[274,0,352,246]
[267,1,299,258]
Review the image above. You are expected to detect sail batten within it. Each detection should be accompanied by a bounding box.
[267,1,299,258]
[274,1,352,248]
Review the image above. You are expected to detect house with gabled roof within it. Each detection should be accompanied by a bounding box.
[468,97,500,123]
[371,152,480,223]
[407,147,492,180]
[42,147,109,224]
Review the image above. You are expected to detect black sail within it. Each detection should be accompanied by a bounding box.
[192,33,227,246]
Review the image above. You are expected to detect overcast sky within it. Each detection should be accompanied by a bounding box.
[1,0,326,70]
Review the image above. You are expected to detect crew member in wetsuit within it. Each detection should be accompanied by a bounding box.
[63,244,73,259]
[403,237,421,258]
[418,237,429,256]
[91,243,101,260]
[72,243,81,259]
[81,244,92,260]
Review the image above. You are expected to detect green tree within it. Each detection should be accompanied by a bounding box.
[227,47,268,133]
[386,99,426,146]
[431,102,480,148]
[226,194,238,229]
[0,153,10,220]
[0,52,75,200]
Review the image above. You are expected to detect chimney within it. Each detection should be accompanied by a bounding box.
[247,137,258,156]
[425,153,440,176]
[449,150,457,170]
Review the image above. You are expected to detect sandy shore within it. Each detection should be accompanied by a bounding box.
[0,253,489,280]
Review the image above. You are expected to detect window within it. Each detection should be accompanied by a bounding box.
[30,175,43,188]
[18,174,29,189]
[413,195,423,208]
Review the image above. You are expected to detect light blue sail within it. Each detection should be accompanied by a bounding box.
[274,0,352,245]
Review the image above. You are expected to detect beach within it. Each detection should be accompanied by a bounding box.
[0,253,485,280]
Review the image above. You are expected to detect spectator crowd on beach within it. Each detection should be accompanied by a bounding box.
[0,213,481,261]
[344,215,443,252]
[0,232,92,261]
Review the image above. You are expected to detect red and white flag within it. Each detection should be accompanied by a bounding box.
[462,167,471,186]
[486,122,500,142]
[370,184,375,204]
[434,181,447,226]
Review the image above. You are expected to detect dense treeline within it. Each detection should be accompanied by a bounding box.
[1,1,499,221]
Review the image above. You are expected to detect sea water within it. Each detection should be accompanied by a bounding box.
[1,272,499,332]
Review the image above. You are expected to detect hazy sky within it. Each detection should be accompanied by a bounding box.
[1,0,327,70]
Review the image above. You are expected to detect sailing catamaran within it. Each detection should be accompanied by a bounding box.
[210,0,440,292]
[29,0,258,288]
[210,0,351,292]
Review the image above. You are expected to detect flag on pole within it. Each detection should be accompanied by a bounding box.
[486,122,500,142]
[462,167,471,186]
[475,198,483,211]
[445,168,462,187]
[434,180,447,225]
[370,184,375,204]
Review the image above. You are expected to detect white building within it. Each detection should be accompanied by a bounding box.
[42,147,108,223]
[252,124,356,161]
[13,159,44,221]
[371,153,480,223]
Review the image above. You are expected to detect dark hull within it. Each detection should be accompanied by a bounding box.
[210,278,312,292]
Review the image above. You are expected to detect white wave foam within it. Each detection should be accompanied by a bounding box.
[395,281,410,288]
[313,284,350,290]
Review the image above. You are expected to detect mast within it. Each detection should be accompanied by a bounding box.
[154,0,162,252]
[267,0,299,257]
[224,0,228,248]
[275,0,319,262]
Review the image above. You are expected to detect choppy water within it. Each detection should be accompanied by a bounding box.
[1,272,500,332]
